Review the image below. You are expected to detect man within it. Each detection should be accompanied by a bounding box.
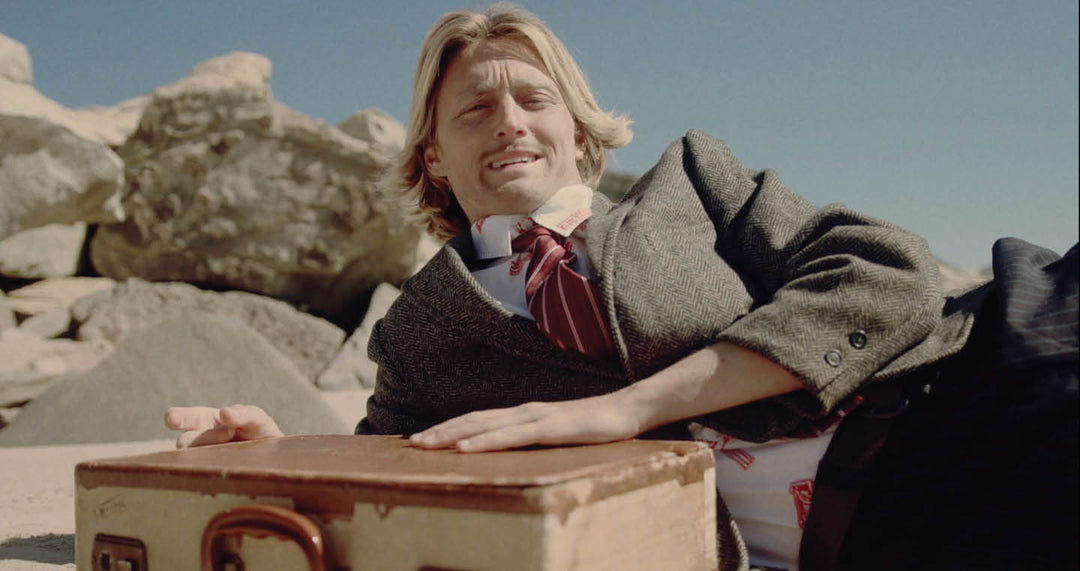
[170,5,1077,570]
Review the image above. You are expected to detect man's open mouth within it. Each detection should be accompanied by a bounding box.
[488,153,540,170]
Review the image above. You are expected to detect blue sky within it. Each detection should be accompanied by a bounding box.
[5,0,1077,267]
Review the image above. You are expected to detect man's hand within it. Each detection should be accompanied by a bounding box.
[164,405,284,449]
[409,341,803,453]
[409,394,641,453]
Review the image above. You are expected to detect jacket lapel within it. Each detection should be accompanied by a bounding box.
[586,187,643,380]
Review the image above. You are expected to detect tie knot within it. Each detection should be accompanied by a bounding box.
[511,225,564,254]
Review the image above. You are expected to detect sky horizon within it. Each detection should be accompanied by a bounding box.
[5,1,1077,268]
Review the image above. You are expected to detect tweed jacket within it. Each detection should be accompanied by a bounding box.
[358,130,974,442]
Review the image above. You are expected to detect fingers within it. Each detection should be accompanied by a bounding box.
[164,406,221,431]
[410,403,546,450]
[453,423,549,453]
[219,405,283,440]
[176,425,236,449]
[165,404,282,449]
[453,414,622,453]
[409,396,640,454]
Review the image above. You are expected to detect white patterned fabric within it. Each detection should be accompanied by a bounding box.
[691,422,837,571]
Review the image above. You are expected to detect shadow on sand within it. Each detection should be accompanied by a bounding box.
[0,533,75,565]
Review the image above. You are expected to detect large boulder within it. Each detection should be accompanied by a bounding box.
[3,277,117,317]
[69,94,150,149]
[0,32,31,84]
[71,278,344,380]
[0,223,87,278]
[0,33,125,241]
[337,108,406,153]
[89,52,420,316]
[316,282,401,390]
[16,307,72,338]
[0,314,349,446]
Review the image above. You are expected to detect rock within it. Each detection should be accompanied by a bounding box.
[337,108,406,152]
[320,388,372,429]
[4,277,116,317]
[316,282,401,390]
[0,32,32,84]
[89,52,420,317]
[937,260,993,293]
[71,278,344,380]
[17,307,72,338]
[0,94,127,239]
[412,232,444,275]
[0,34,125,241]
[0,328,113,407]
[0,33,143,147]
[0,223,86,278]
[0,406,17,429]
[0,291,16,332]
[597,170,638,202]
[0,314,349,446]
[69,94,150,149]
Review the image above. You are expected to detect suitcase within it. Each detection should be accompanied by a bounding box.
[75,435,718,570]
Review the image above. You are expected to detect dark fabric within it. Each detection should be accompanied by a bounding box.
[799,379,912,571]
[833,238,1079,571]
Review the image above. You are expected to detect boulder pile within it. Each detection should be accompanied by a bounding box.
[0,31,424,444]
[89,52,419,316]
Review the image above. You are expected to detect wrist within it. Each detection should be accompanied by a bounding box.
[609,381,665,436]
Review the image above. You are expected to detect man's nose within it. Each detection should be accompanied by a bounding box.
[494,99,527,140]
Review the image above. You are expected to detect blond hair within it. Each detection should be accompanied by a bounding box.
[391,3,633,240]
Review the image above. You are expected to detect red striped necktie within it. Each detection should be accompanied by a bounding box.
[511,224,615,360]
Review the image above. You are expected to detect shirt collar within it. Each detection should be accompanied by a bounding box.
[471,184,594,260]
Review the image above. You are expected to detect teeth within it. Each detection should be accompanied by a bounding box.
[492,156,535,169]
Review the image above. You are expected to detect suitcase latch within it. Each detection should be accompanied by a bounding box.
[93,534,147,571]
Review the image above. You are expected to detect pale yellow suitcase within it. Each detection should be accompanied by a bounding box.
[75,435,718,570]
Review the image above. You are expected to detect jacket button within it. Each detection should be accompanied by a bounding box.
[825,350,843,367]
[849,330,868,349]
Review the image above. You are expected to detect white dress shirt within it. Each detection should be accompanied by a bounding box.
[470,184,595,319]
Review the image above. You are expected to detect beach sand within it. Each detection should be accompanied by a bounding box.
[0,389,370,570]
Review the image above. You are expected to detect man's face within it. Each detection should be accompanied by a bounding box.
[424,40,585,222]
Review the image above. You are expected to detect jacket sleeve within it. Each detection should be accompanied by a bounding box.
[683,130,945,415]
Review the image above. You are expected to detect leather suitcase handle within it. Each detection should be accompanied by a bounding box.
[201,504,327,571]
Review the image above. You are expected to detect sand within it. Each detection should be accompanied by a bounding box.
[0,388,370,570]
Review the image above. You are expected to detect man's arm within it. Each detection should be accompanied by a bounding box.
[410,341,800,452]
[680,130,943,414]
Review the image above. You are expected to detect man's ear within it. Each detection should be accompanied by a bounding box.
[424,145,445,178]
